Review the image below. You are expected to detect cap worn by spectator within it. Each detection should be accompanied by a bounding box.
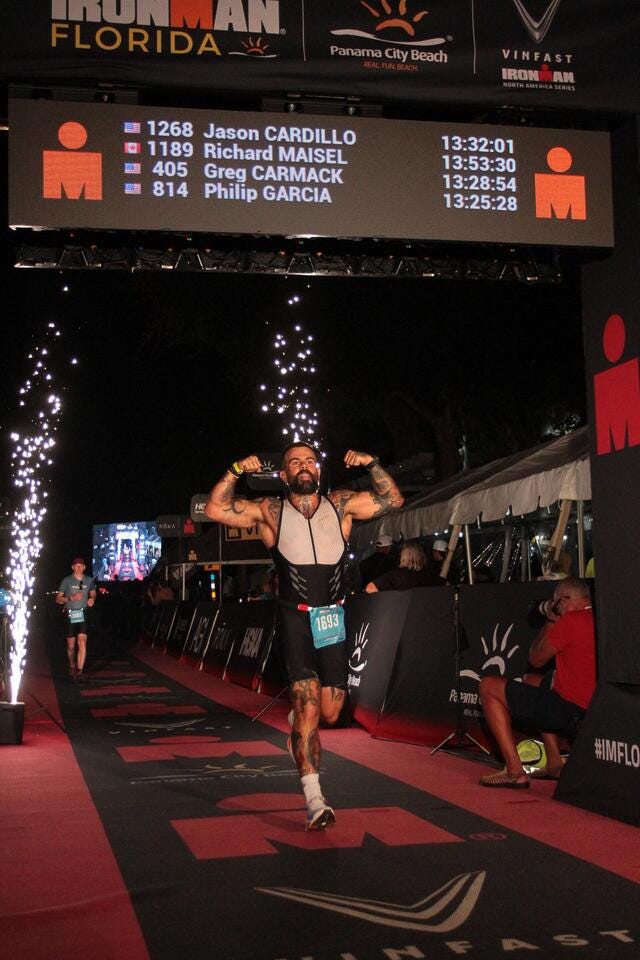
[433,540,448,554]
[71,556,86,565]
[376,534,393,547]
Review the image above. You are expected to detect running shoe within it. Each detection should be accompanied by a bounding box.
[305,800,336,831]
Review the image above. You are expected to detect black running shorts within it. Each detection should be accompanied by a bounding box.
[275,604,347,690]
[505,678,585,738]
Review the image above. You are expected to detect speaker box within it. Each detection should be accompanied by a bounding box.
[0,702,24,744]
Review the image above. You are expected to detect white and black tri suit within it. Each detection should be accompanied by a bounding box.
[271,496,348,688]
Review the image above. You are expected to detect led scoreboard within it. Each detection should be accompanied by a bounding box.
[9,99,613,248]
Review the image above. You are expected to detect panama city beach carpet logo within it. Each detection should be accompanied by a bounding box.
[501,0,576,93]
[49,0,282,59]
[328,0,451,74]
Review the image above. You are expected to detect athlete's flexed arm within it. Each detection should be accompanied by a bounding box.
[205,454,279,546]
[329,450,404,537]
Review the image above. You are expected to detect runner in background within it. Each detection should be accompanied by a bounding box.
[56,557,96,682]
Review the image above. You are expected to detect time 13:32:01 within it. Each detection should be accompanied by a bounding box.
[441,134,515,154]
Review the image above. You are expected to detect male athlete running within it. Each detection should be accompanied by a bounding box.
[205,444,403,829]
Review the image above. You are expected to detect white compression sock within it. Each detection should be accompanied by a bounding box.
[301,773,324,808]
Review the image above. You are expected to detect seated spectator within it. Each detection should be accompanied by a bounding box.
[478,578,596,788]
[365,542,441,592]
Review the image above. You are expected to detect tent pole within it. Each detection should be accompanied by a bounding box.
[577,500,586,577]
[464,524,474,584]
[441,525,461,581]
[500,524,513,583]
[550,499,572,561]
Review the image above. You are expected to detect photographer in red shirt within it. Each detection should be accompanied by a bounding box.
[479,578,596,788]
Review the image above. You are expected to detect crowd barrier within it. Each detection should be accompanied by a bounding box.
[140,581,556,746]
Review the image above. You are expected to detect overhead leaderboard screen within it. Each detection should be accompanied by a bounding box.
[9,99,613,248]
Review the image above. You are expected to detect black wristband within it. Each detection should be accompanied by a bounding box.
[229,461,243,478]
[365,457,381,471]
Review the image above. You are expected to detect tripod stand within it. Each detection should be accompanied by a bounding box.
[431,586,490,756]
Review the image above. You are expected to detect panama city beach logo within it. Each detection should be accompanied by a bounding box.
[348,620,370,688]
[501,0,576,93]
[453,623,520,715]
[329,0,450,74]
[49,0,282,59]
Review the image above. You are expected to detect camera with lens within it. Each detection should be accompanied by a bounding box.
[536,598,560,618]
[526,597,560,627]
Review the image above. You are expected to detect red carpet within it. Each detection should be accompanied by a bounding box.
[2,634,639,960]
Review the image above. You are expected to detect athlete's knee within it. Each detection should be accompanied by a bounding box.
[479,675,506,700]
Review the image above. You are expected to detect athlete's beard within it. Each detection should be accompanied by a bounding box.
[288,472,319,496]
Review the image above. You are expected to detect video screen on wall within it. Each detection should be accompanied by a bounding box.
[92,521,162,582]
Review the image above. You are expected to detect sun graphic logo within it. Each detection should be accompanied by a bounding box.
[460,623,520,684]
[348,621,370,687]
[230,35,277,58]
[361,0,428,37]
[331,0,448,49]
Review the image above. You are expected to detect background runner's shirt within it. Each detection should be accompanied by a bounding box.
[271,496,346,608]
[58,574,94,611]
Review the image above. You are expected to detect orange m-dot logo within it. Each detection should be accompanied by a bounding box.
[534,146,586,220]
[43,121,102,200]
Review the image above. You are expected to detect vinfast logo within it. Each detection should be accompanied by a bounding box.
[258,871,486,932]
[512,0,562,44]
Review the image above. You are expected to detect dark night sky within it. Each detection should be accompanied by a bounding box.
[0,132,587,587]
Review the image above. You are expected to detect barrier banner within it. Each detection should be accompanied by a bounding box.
[165,601,197,658]
[154,602,178,651]
[183,602,219,667]
[372,587,455,744]
[555,681,640,826]
[140,603,162,645]
[346,582,554,747]
[255,632,288,697]
[225,601,277,690]
[562,118,640,823]
[345,591,411,734]
[201,605,237,678]
[455,581,555,740]
[1,1,638,112]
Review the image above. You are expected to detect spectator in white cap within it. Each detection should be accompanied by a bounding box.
[358,531,398,586]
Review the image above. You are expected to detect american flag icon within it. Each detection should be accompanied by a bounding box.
[124,162,141,175]
[123,121,141,133]
[124,142,141,154]
[124,183,142,195]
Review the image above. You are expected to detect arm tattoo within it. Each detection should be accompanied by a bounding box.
[218,477,236,504]
[267,498,282,527]
[369,491,397,517]
[368,463,393,495]
[333,492,354,521]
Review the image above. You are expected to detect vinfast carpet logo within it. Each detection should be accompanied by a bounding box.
[348,620,370,688]
[258,870,486,932]
[49,0,282,59]
[500,0,576,93]
[329,0,451,73]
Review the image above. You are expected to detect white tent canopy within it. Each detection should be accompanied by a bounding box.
[350,427,591,550]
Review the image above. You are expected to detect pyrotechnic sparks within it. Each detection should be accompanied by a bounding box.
[259,294,325,456]
[6,323,64,704]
